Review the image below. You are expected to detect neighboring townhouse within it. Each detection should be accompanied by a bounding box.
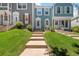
[32,4,53,31]
[71,4,79,27]
[53,3,73,31]
[12,3,32,25]
[0,3,12,25]
[0,3,33,26]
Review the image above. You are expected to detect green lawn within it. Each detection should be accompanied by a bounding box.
[0,29,31,56]
[44,32,79,56]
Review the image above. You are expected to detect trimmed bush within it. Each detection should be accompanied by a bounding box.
[71,26,79,32]
[27,25,32,31]
[16,22,23,29]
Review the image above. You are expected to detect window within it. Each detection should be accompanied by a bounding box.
[37,21,39,26]
[0,3,8,10]
[4,12,8,21]
[37,8,42,16]
[2,3,7,6]
[17,3,27,10]
[55,6,62,14]
[46,20,48,25]
[65,6,71,14]
[67,7,70,13]
[57,7,60,13]
[44,8,49,15]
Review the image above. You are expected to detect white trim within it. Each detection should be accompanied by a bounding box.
[17,3,27,10]
[35,6,51,8]
[53,16,72,20]
[35,17,41,29]
[44,8,50,16]
[37,8,42,16]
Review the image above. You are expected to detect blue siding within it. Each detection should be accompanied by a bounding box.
[34,7,52,30]
[54,3,73,17]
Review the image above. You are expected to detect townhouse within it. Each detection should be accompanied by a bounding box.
[32,3,73,31]
[0,3,32,26]
[0,3,74,31]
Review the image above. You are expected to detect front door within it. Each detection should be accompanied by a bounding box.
[35,18,41,30]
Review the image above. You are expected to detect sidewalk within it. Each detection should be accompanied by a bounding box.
[55,30,79,40]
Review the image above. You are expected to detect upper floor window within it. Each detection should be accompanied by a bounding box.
[55,6,62,14]
[57,7,60,13]
[67,7,70,13]
[2,3,7,6]
[17,3,27,10]
[0,3,8,10]
[44,8,49,15]
[37,8,42,16]
[0,3,7,6]
[65,6,71,14]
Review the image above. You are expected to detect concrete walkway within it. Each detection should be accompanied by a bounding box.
[20,32,48,56]
[55,30,79,40]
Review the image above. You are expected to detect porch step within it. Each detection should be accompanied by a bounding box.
[20,48,48,56]
[32,34,43,37]
[30,37,44,41]
[33,32,43,34]
[26,41,47,48]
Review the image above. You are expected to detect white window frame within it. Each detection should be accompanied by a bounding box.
[25,13,29,24]
[64,6,72,14]
[55,6,62,14]
[44,8,50,16]
[37,8,42,16]
[17,3,27,10]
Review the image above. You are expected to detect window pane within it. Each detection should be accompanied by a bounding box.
[0,3,1,6]
[23,4,26,8]
[46,20,48,25]
[18,3,22,8]
[37,8,42,15]
[57,7,60,13]
[67,7,70,13]
[45,8,49,15]
[37,21,39,26]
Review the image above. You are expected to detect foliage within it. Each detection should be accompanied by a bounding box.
[71,26,79,32]
[16,22,23,29]
[27,25,32,31]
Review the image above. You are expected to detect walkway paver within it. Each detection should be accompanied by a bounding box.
[20,48,48,56]
[20,31,48,56]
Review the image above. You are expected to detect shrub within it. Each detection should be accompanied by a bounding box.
[71,26,79,32]
[27,25,32,31]
[50,26,55,32]
[49,47,68,56]
[16,22,23,29]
